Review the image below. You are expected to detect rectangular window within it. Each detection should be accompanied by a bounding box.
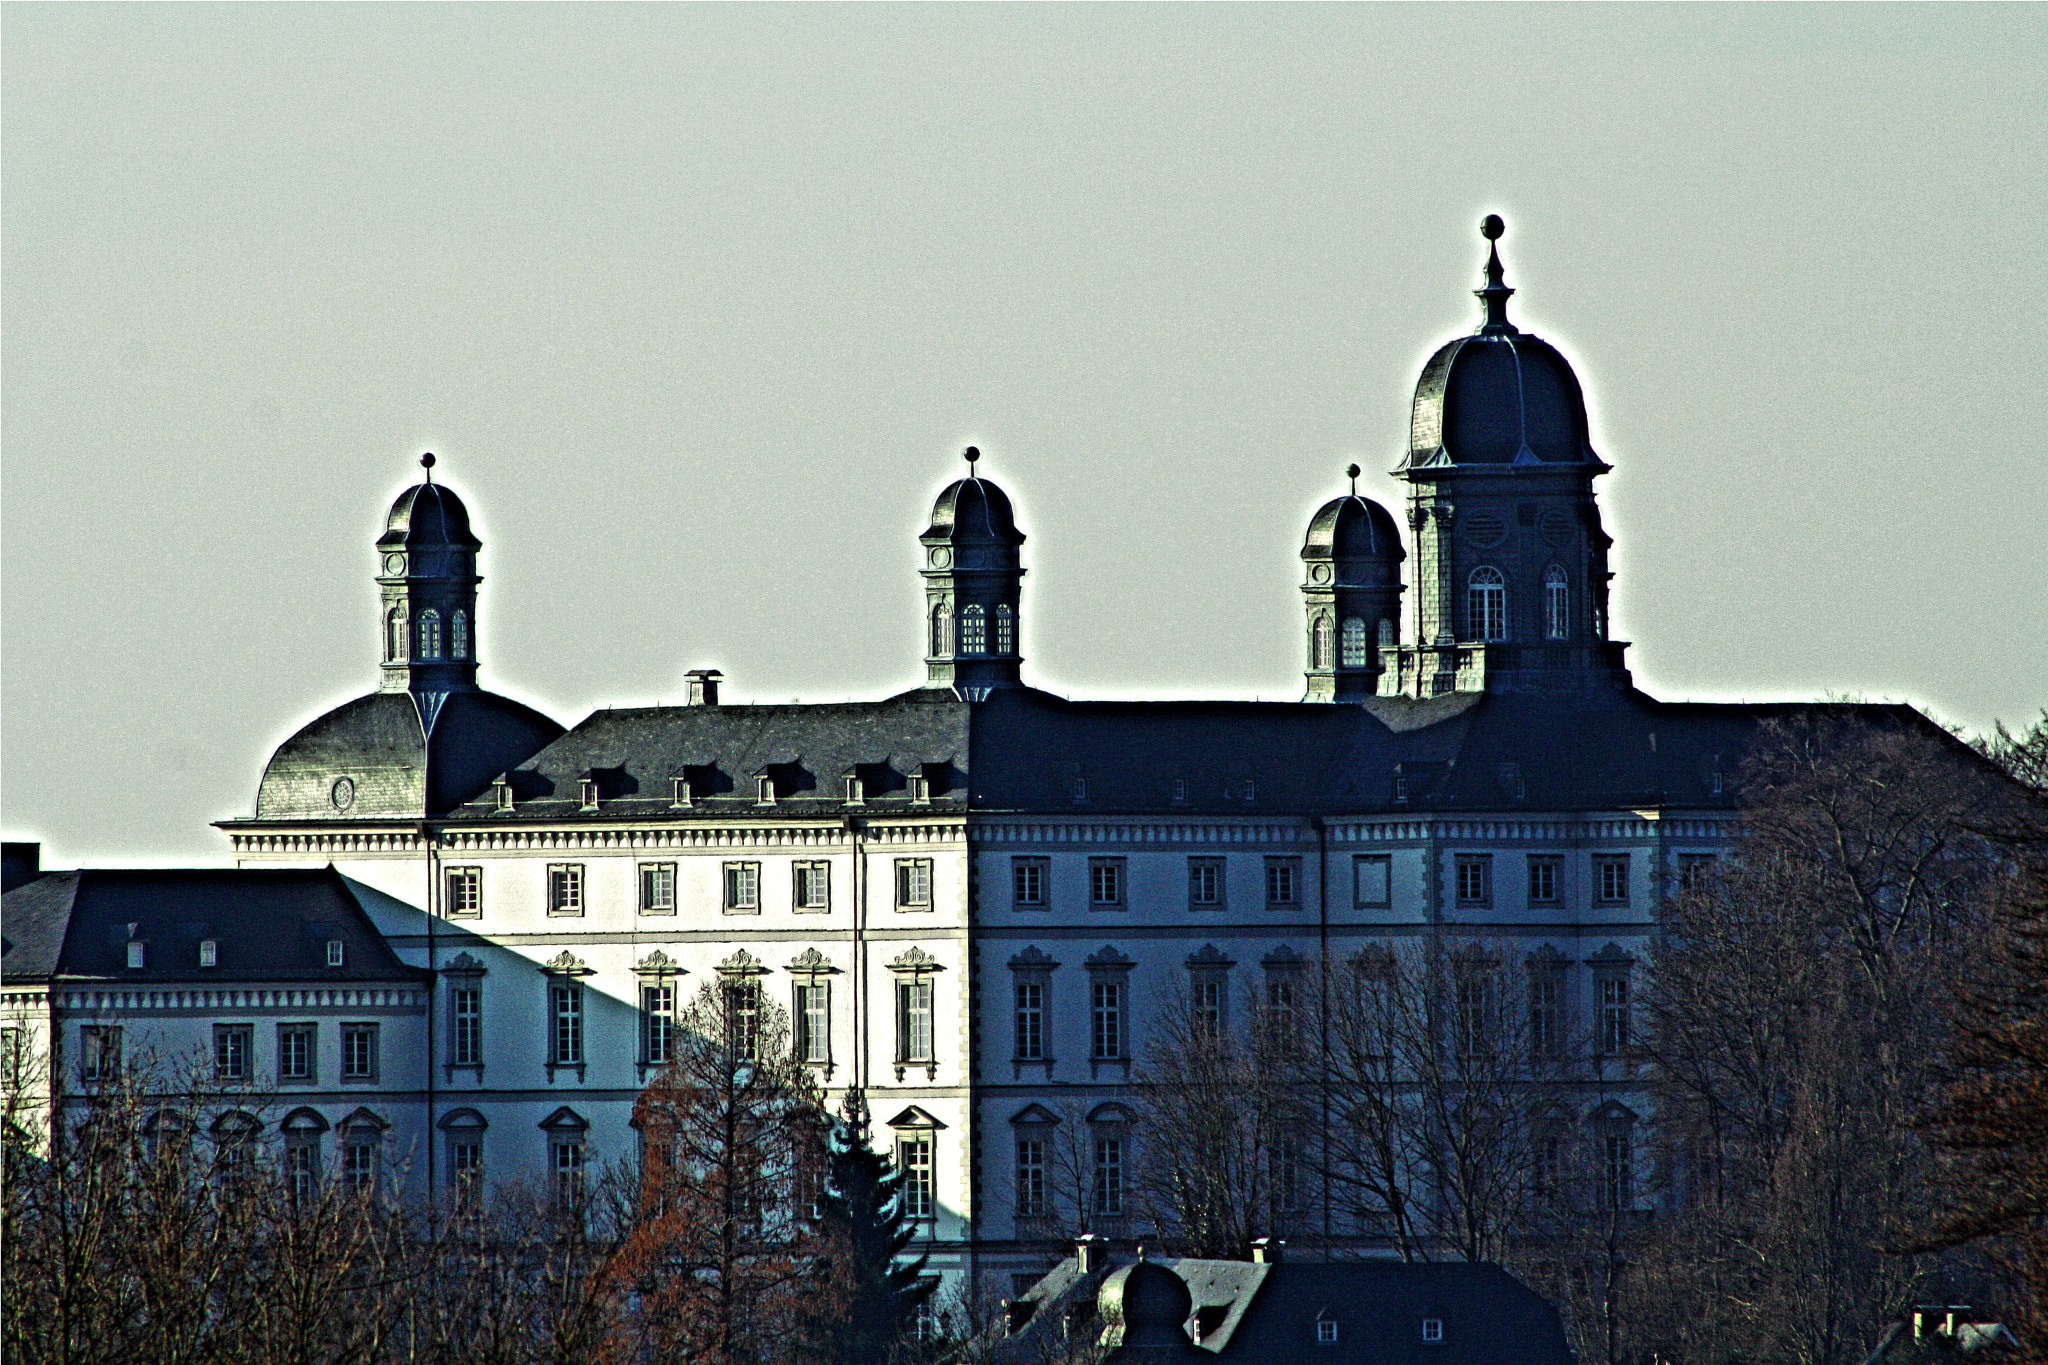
[1599,976,1631,1054]
[285,1142,318,1201]
[1188,857,1225,909]
[1527,857,1561,904]
[1455,855,1492,907]
[547,863,584,916]
[1016,1138,1046,1216]
[554,1140,586,1207]
[1454,974,1491,1059]
[1014,980,1045,1060]
[214,1024,252,1082]
[1532,1132,1562,1199]
[127,940,146,969]
[325,939,346,967]
[793,861,831,912]
[1603,1132,1633,1210]
[198,939,218,967]
[278,1024,316,1082]
[1192,978,1224,1042]
[722,861,760,913]
[724,982,762,1061]
[1595,855,1630,904]
[1089,858,1126,908]
[1422,1319,1444,1344]
[345,1141,378,1194]
[1353,854,1391,908]
[446,866,482,918]
[642,982,675,1065]
[795,982,831,1064]
[451,1139,483,1190]
[451,985,482,1067]
[895,859,933,911]
[550,983,583,1065]
[638,862,676,915]
[1529,976,1561,1059]
[1273,1134,1302,1211]
[899,1136,934,1220]
[897,979,936,1063]
[341,1023,379,1080]
[1265,857,1301,907]
[0,1028,20,1089]
[1677,854,1718,894]
[1091,980,1125,1060]
[1092,1137,1124,1216]
[1318,1321,1340,1345]
[1012,857,1047,908]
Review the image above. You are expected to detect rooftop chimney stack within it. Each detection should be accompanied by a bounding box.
[685,669,723,707]
[1075,1234,1108,1274]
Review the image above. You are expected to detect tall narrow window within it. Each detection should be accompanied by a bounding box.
[1454,973,1492,1059]
[416,609,441,659]
[897,979,935,1065]
[994,603,1015,654]
[1016,1138,1046,1216]
[386,607,406,662]
[793,861,831,912]
[1340,616,1369,667]
[1529,975,1561,1059]
[341,1024,379,1080]
[724,861,761,913]
[1468,567,1507,641]
[1311,614,1333,669]
[1545,565,1569,638]
[959,604,986,654]
[1192,978,1224,1042]
[641,982,675,1065]
[930,602,951,657]
[795,983,830,1064]
[1528,857,1561,904]
[1092,1137,1124,1216]
[450,1135,483,1191]
[900,1136,934,1219]
[724,981,761,1061]
[639,863,676,915]
[1265,976,1297,1039]
[452,608,470,659]
[278,1025,315,1082]
[446,866,482,918]
[81,1026,122,1082]
[547,864,584,916]
[198,939,218,967]
[345,1138,379,1194]
[550,984,583,1066]
[1599,977,1631,1054]
[213,1025,252,1082]
[1378,616,1396,646]
[1091,981,1124,1060]
[285,1135,320,1200]
[452,985,482,1067]
[1603,1132,1633,1210]
[554,1138,586,1207]
[895,859,932,911]
[1014,981,1044,1060]
[326,939,346,967]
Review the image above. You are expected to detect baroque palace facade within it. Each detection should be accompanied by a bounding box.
[4,219,1920,1302]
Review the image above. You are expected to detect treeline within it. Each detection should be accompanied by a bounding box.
[2,986,937,1365]
[1116,714,2048,1365]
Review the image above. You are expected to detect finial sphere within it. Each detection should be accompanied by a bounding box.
[1346,463,1362,481]
[1481,214,1505,241]
[420,452,436,470]
[964,445,980,465]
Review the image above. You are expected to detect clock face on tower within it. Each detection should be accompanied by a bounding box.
[383,554,406,576]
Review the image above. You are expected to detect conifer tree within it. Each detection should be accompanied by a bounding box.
[807,1090,933,1365]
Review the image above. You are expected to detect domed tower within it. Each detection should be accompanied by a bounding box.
[377,454,482,702]
[1301,465,1405,701]
[1389,216,1632,697]
[919,447,1026,700]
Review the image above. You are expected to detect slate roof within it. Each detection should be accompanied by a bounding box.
[432,683,1934,824]
[1,868,427,985]
[1216,1261,1572,1365]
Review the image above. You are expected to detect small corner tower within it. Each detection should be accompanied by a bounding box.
[920,447,1026,700]
[1388,216,1631,698]
[376,453,483,704]
[1302,464,1406,701]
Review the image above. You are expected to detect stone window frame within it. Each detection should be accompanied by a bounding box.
[1593,854,1631,905]
[1468,565,1507,641]
[445,865,483,919]
[1588,943,1637,1057]
[439,1107,488,1195]
[1525,945,1570,1062]
[1007,945,1059,1080]
[1187,856,1226,911]
[1186,943,1235,1045]
[1084,945,1135,1079]
[1675,853,1719,896]
[281,1107,326,1199]
[546,863,585,917]
[1088,857,1127,910]
[638,862,677,916]
[337,1106,388,1195]
[633,950,685,1075]
[889,947,944,1081]
[443,951,486,1078]
[887,1105,946,1227]
[277,1023,317,1085]
[212,1023,253,1083]
[539,1106,590,1210]
[340,1022,380,1082]
[1011,856,1049,911]
[1526,855,1562,906]
[714,950,771,1062]
[540,951,594,1080]
[1352,853,1392,908]
[1588,1100,1639,1211]
[792,860,832,914]
[1340,615,1370,667]
[1544,564,1570,639]
[786,947,839,1077]
[895,858,934,913]
[723,861,762,914]
[1008,1103,1060,1228]
[1454,853,1493,908]
[1086,1102,1138,1225]
[1264,856,1302,909]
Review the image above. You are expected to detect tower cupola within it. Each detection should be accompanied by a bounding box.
[1301,465,1405,701]
[919,447,1026,700]
[376,453,483,702]
[1387,217,1631,698]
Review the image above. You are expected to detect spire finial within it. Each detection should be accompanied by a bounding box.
[1476,215,1517,334]
[1346,462,1361,497]
[420,452,436,484]
[963,445,980,473]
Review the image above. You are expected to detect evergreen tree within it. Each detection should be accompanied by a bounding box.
[807,1090,933,1365]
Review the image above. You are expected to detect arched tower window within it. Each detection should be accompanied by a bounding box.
[959,604,986,655]
[1311,615,1333,670]
[386,608,406,662]
[1468,568,1506,641]
[930,602,952,658]
[452,609,470,660]
[1544,566,1569,639]
[1340,617,1368,668]
[1378,616,1396,647]
[416,609,442,660]
[994,604,1014,655]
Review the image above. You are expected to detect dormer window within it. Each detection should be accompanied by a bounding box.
[493,776,514,812]
[1069,776,1087,805]
[198,939,218,968]
[909,773,930,804]
[670,775,693,808]
[1394,774,1409,803]
[1172,778,1189,806]
[126,941,146,970]
[580,779,599,811]
[844,775,866,804]
[1422,1319,1443,1343]
[326,940,346,968]
[756,775,776,806]
[1318,1321,1339,1344]
[1242,778,1256,804]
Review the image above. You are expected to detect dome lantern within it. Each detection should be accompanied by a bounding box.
[1301,467,1406,703]
[919,447,1027,700]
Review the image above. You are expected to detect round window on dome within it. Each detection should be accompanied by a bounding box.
[330,777,356,812]
[1463,513,1508,548]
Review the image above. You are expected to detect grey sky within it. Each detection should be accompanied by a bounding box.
[5,4,2044,867]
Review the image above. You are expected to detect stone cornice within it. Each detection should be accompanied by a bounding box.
[226,819,968,855]
[52,986,424,1012]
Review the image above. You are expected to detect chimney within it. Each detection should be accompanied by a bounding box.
[1075,1233,1108,1274]
[2,842,41,893]
[685,669,723,706]
[1251,1237,1285,1264]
